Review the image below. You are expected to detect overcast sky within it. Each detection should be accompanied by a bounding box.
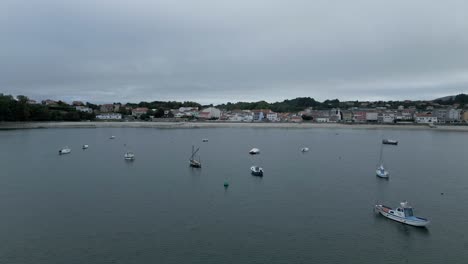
[1,0,468,104]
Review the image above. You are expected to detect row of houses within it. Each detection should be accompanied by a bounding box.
[31,99,468,124]
[302,108,468,124]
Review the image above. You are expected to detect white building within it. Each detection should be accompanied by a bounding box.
[96,113,122,120]
[75,106,93,113]
[366,112,378,122]
[414,114,437,124]
[382,113,395,123]
[199,107,222,119]
[448,109,461,122]
[316,117,330,123]
[266,112,279,122]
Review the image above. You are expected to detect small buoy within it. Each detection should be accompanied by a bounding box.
[224,182,229,188]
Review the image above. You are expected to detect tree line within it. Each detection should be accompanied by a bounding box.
[0,94,95,122]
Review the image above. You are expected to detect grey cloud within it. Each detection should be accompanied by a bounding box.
[1,0,468,104]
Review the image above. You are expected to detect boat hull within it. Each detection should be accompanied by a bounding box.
[382,140,398,145]
[376,170,389,178]
[251,171,263,176]
[375,205,429,227]
[190,160,201,168]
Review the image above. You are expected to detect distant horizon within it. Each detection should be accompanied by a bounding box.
[4,93,466,106]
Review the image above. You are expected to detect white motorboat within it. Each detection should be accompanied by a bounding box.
[59,147,71,155]
[382,139,398,145]
[249,148,260,155]
[375,201,430,227]
[82,144,89,149]
[301,147,309,152]
[110,136,116,139]
[250,166,263,176]
[124,151,135,160]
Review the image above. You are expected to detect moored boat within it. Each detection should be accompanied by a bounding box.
[189,146,201,168]
[376,164,389,178]
[124,151,135,160]
[82,144,89,149]
[59,147,71,155]
[110,136,116,139]
[249,148,260,155]
[375,201,429,227]
[382,139,398,145]
[301,147,309,152]
[202,138,209,142]
[250,166,263,176]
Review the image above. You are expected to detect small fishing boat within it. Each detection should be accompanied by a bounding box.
[59,147,71,155]
[249,148,260,155]
[189,146,201,168]
[124,151,135,160]
[301,147,309,152]
[382,139,398,145]
[202,139,209,142]
[110,136,116,139]
[250,166,263,176]
[375,201,430,227]
[82,144,89,149]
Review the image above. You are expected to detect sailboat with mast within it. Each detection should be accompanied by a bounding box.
[189,146,202,168]
[376,144,389,178]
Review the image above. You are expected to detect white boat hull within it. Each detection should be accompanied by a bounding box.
[59,149,71,155]
[376,170,389,178]
[375,205,429,227]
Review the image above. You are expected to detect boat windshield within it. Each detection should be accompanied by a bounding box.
[404,208,414,217]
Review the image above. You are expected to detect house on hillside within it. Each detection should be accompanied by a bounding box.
[199,107,221,119]
[132,107,149,117]
[100,104,114,113]
[75,106,93,113]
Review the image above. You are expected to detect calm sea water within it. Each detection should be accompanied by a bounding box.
[1,127,468,263]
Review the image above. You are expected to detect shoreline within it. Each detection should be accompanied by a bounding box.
[1,121,468,132]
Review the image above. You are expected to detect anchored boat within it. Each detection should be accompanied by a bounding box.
[124,151,135,160]
[82,144,89,149]
[382,139,398,145]
[376,144,389,178]
[301,147,309,152]
[250,166,263,176]
[376,165,389,178]
[375,201,429,227]
[189,146,201,168]
[249,148,260,155]
[59,147,71,155]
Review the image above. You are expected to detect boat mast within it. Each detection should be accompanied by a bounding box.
[379,144,384,166]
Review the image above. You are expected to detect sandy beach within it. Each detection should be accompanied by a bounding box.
[1,121,468,132]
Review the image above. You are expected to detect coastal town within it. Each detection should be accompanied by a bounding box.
[15,95,468,125]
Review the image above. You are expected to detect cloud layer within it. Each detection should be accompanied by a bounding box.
[1,0,468,104]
